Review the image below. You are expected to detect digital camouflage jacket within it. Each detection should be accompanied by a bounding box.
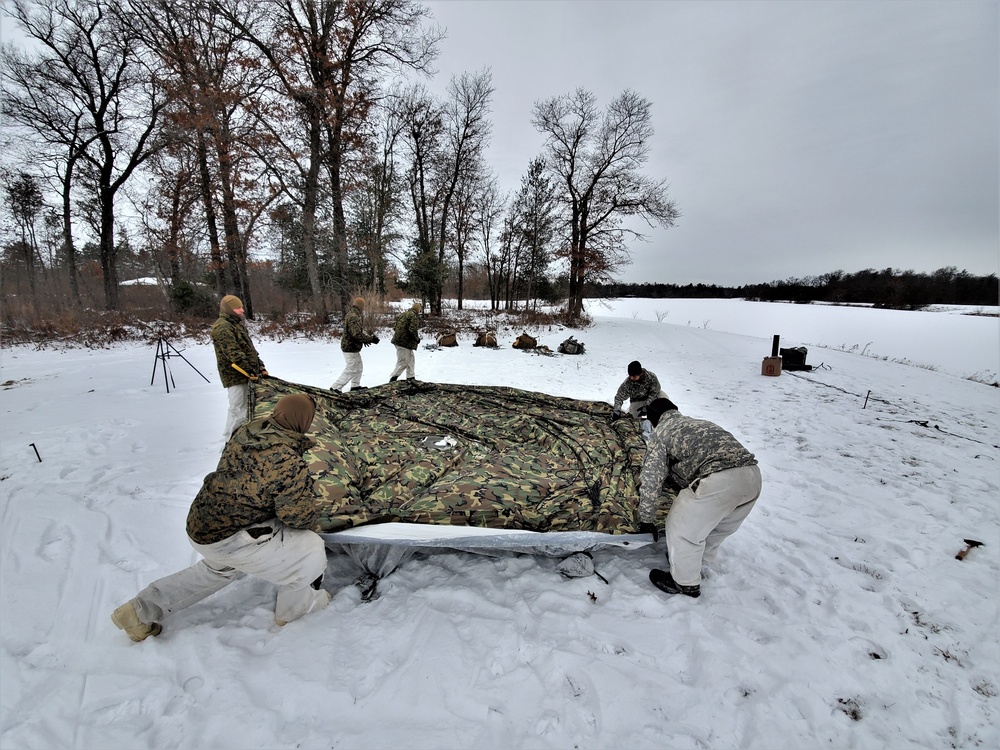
[613,369,663,410]
[638,410,757,523]
[390,308,420,350]
[340,305,376,352]
[211,312,265,388]
[186,417,320,544]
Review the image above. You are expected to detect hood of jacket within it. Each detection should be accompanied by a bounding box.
[232,416,315,452]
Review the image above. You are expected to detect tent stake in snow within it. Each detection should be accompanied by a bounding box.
[29,443,41,462]
[150,336,210,393]
[863,390,871,409]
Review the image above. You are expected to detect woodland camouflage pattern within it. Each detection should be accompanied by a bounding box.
[638,410,757,524]
[613,369,663,410]
[211,312,265,388]
[390,308,420,350]
[186,417,320,544]
[250,378,676,534]
[340,304,375,352]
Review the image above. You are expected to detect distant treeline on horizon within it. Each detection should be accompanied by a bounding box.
[598,267,998,308]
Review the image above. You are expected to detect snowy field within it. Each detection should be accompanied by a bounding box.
[1,298,998,749]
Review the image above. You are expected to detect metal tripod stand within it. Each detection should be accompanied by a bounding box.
[151,336,210,393]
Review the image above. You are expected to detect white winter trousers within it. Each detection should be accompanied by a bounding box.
[223,382,249,439]
[664,464,762,586]
[389,345,416,380]
[131,518,329,626]
[331,351,364,391]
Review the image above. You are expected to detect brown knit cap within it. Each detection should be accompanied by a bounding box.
[411,301,421,312]
[352,296,366,309]
[271,394,315,434]
[221,295,243,314]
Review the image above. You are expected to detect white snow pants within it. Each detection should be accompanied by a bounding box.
[223,382,249,439]
[664,464,762,586]
[629,390,668,418]
[331,352,363,391]
[389,345,416,380]
[131,519,329,626]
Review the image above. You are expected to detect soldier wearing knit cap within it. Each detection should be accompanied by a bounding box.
[211,294,267,439]
[330,295,379,391]
[612,360,668,419]
[388,301,422,382]
[111,393,331,641]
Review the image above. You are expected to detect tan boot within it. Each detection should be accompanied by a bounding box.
[274,589,332,627]
[111,601,162,642]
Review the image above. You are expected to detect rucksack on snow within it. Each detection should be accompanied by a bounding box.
[512,332,537,350]
[558,336,585,355]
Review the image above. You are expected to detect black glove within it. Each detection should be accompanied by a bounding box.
[611,408,625,421]
[638,522,659,542]
[371,335,380,345]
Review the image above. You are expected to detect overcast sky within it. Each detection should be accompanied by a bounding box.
[420,0,999,286]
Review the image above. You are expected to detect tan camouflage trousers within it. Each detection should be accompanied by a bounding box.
[664,464,762,586]
[130,519,329,626]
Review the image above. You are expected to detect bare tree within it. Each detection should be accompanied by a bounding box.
[320,0,439,314]
[218,0,439,318]
[401,70,493,315]
[8,0,168,311]
[400,85,445,306]
[473,175,507,310]
[1,18,102,306]
[449,158,489,309]
[132,147,202,287]
[347,99,408,295]
[126,0,281,315]
[532,88,680,319]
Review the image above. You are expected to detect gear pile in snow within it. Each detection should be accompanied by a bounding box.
[250,378,670,534]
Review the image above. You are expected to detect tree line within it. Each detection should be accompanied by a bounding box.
[1,0,679,325]
[594,267,999,308]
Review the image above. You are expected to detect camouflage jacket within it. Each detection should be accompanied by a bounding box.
[340,305,375,352]
[638,411,757,523]
[186,417,320,544]
[390,308,420,350]
[211,313,265,388]
[613,369,663,410]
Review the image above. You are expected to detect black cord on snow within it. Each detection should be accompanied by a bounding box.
[895,419,998,448]
[784,370,999,449]
[784,369,895,406]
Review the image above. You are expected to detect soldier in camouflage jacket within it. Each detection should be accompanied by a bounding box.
[211,295,267,438]
[389,301,421,381]
[111,395,331,642]
[331,297,379,391]
[613,360,668,418]
[639,398,761,597]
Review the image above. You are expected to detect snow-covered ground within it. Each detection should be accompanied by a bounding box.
[1,298,997,749]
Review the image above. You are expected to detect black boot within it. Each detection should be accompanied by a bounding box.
[389,375,398,382]
[649,569,701,598]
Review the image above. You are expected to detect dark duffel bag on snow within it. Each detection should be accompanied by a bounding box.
[780,346,812,371]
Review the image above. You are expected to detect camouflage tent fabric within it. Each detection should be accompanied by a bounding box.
[250,378,670,535]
